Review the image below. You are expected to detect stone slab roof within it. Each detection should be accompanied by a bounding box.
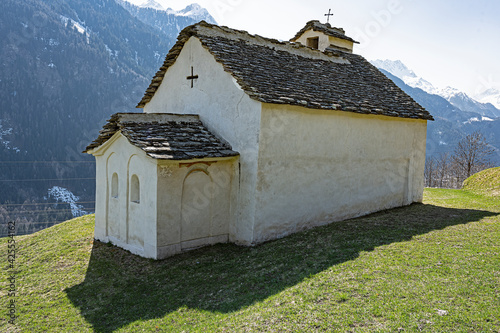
[83,113,239,160]
[137,21,433,121]
[290,20,359,44]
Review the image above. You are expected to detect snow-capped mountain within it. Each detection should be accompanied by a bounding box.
[440,86,500,119]
[377,68,500,165]
[122,1,217,24]
[138,0,164,10]
[371,59,500,119]
[174,4,216,23]
[476,88,500,110]
[370,59,437,95]
[118,1,217,37]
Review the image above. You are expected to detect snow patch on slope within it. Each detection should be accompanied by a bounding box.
[47,186,88,217]
[463,116,495,124]
[60,15,90,43]
[0,120,20,153]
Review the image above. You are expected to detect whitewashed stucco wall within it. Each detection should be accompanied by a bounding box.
[155,158,238,258]
[92,131,238,259]
[92,133,158,258]
[253,104,427,243]
[136,35,427,248]
[143,37,262,245]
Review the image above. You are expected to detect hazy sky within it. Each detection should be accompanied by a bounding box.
[129,0,500,98]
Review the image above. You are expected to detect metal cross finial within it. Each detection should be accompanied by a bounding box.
[186,66,199,88]
[324,9,333,24]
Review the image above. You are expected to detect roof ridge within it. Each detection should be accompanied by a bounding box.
[290,20,359,44]
[116,112,201,123]
[194,21,350,63]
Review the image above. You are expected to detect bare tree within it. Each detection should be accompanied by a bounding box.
[452,131,494,181]
[436,152,450,188]
[424,156,436,187]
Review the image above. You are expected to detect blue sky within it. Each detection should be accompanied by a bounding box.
[129,0,500,98]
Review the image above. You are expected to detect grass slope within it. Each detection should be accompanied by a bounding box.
[463,167,500,197]
[1,189,499,332]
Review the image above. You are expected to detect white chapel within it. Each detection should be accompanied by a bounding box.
[84,20,433,259]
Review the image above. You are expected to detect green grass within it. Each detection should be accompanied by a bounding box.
[463,167,500,197]
[1,189,499,332]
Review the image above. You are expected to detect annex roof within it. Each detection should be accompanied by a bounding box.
[137,21,433,121]
[83,113,239,160]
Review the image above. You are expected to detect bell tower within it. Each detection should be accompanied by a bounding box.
[290,20,359,53]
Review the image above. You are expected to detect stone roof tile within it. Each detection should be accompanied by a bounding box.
[137,21,433,121]
[83,113,239,160]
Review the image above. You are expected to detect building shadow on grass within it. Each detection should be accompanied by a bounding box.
[65,203,498,332]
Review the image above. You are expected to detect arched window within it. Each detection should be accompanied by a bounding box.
[130,174,140,203]
[111,173,119,198]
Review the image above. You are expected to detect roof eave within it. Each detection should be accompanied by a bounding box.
[258,100,433,121]
[153,153,240,162]
[84,131,123,156]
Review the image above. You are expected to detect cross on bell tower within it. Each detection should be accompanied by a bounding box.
[324,9,334,24]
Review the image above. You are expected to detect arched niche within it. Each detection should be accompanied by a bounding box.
[180,170,213,244]
[111,173,119,198]
[130,174,140,204]
[106,153,121,240]
[126,155,145,249]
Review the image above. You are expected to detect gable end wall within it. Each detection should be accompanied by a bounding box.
[143,37,262,245]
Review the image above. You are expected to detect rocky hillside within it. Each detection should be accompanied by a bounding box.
[0,0,211,235]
